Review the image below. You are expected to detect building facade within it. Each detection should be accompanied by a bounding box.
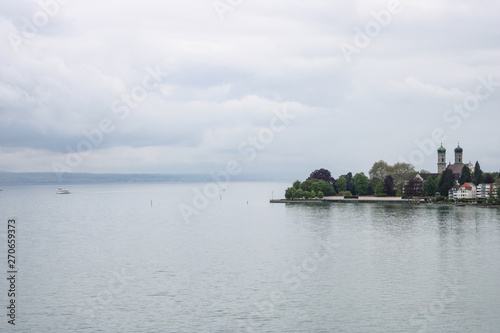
[449,182,477,200]
[477,183,498,199]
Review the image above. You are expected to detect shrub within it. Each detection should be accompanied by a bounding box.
[436,196,445,202]
[344,195,359,199]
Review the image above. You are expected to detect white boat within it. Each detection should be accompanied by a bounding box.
[56,188,70,194]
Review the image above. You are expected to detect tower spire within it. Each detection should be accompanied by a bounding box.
[437,144,446,173]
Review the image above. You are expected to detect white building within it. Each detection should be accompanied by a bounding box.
[450,182,477,200]
[476,183,498,199]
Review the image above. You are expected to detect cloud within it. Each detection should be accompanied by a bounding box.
[0,0,499,178]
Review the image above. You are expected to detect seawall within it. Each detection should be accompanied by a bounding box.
[270,197,415,205]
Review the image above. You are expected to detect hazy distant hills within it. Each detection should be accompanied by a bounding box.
[0,171,206,185]
[0,171,289,185]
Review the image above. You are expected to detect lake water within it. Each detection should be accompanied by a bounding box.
[1,182,500,332]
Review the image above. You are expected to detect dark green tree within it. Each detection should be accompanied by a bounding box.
[439,169,455,196]
[344,172,354,193]
[285,187,295,200]
[383,175,396,196]
[473,161,484,185]
[375,182,385,196]
[317,191,324,199]
[292,180,301,190]
[423,177,438,196]
[459,166,472,184]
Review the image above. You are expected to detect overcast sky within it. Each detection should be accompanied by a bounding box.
[1,0,499,179]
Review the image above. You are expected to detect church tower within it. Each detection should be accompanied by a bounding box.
[437,144,446,173]
[455,144,463,164]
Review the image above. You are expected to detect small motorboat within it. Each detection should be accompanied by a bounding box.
[56,188,70,194]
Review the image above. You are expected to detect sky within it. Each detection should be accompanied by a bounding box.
[1,0,499,180]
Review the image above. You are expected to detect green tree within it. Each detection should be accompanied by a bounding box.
[439,169,455,196]
[293,180,301,190]
[295,189,304,199]
[473,161,484,185]
[369,160,392,191]
[300,179,315,192]
[285,187,295,200]
[317,191,324,199]
[391,162,417,194]
[459,166,472,184]
[353,172,370,195]
[303,191,312,199]
[375,182,385,196]
[435,173,442,186]
[312,179,336,196]
[335,176,347,192]
[310,190,316,198]
[423,177,438,196]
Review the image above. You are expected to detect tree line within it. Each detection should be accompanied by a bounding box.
[284,161,500,199]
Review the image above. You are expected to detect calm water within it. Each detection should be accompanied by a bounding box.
[1,182,500,332]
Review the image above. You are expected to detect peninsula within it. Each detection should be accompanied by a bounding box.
[275,144,500,206]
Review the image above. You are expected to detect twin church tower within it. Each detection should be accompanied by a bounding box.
[437,143,472,175]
